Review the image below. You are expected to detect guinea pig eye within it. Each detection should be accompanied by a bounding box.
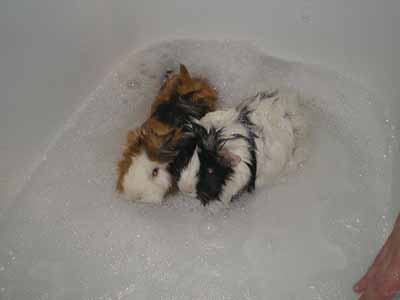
[207,168,214,175]
[152,167,159,177]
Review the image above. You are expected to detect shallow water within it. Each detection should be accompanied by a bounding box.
[0,39,397,300]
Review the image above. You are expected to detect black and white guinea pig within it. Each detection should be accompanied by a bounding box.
[172,89,308,205]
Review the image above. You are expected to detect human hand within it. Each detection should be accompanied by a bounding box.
[354,214,400,299]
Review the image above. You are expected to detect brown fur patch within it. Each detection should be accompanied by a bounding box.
[116,129,142,193]
[116,64,217,193]
[151,64,217,114]
[144,127,183,162]
[185,78,217,111]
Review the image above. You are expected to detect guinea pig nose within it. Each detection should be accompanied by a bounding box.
[180,184,194,194]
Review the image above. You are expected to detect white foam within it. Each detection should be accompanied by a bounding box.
[0,39,397,300]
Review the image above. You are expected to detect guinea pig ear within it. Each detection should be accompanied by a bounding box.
[219,148,241,167]
[178,64,197,95]
[179,64,191,80]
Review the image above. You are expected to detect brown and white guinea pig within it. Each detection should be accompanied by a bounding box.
[116,64,217,203]
[173,90,308,206]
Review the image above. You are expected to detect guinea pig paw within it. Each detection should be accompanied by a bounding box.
[207,201,228,214]
[128,194,163,205]
[219,195,232,207]
[180,183,195,194]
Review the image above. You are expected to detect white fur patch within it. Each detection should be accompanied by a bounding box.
[218,127,252,205]
[123,152,171,204]
[252,90,308,187]
[178,147,200,198]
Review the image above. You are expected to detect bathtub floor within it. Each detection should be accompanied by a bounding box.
[0,40,397,300]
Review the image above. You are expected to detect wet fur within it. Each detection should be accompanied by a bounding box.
[192,125,235,205]
[116,64,217,198]
[177,90,307,205]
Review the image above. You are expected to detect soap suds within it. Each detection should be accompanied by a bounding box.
[0,39,397,300]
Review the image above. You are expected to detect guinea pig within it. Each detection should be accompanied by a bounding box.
[175,89,308,205]
[116,64,218,203]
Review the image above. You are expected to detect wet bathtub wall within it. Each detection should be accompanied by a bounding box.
[1,0,399,209]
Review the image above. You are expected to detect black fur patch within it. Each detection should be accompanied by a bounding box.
[167,132,198,181]
[237,104,258,192]
[196,126,234,205]
[151,91,211,162]
[152,129,181,162]
[151,91,210,129]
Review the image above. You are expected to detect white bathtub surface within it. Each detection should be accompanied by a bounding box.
[0,40,397,300]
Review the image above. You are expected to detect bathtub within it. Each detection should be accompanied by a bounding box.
[0,0,399,299]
